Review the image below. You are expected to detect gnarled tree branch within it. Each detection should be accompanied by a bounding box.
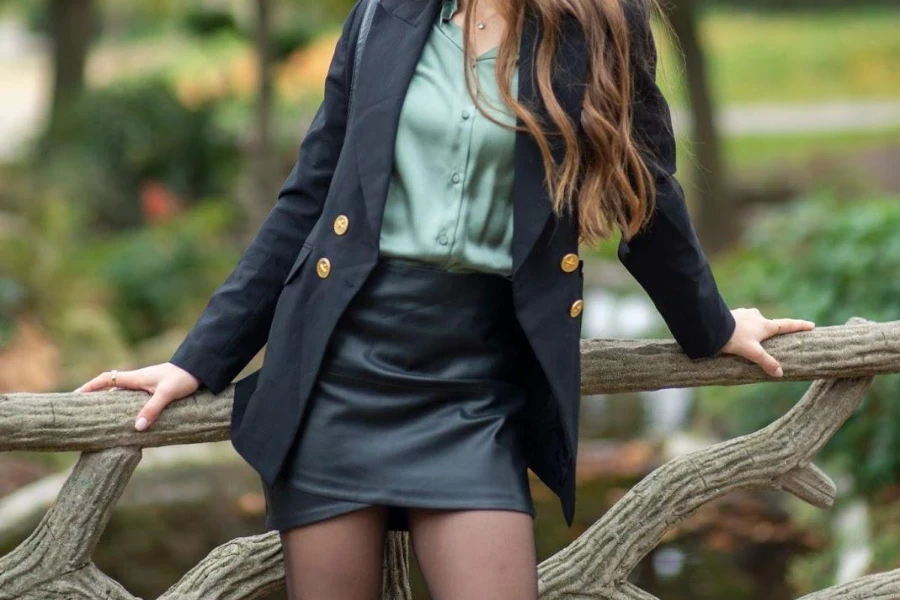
[1,317,898,599]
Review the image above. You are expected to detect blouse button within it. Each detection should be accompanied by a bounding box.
[316,257,331,279]
[462,109,471,120]
[451,172,461,184]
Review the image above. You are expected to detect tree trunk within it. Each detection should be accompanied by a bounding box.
[246,0,276,239]
[48,0,95,131]
[663,0,735,256]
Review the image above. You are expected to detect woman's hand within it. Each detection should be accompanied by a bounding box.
[73,363,201,431]
[718,308,816,377]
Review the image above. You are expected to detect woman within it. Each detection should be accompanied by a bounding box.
[76,0,815,597]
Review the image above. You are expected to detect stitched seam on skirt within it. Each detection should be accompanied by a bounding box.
[320,366,521,392]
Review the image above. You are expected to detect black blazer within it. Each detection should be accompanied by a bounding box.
[169,0,735,527]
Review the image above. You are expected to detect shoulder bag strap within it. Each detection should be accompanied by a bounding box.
[348,0,380,120]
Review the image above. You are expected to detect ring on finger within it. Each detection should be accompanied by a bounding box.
[109,369,118,387]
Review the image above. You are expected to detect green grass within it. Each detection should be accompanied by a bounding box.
[656,6,900,104]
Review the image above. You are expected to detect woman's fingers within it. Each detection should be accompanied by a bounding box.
[767,318,816,337]
[721,310,816,377]
[135,385,176,431]
[73,370,117,393]
[73,369,148,393]
[747,341,783,377]
[70,363,198,432]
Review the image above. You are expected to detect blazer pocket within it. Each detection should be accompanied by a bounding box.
[283,243,313,285]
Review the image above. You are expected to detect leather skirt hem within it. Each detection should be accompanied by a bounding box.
[264,481,536,533]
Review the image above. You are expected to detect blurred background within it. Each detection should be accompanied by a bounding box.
[0,0,898,597]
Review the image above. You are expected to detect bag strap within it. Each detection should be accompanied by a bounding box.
[348,0,380,120]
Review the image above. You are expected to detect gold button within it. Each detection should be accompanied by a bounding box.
[316,257,331,279]
[333,214,349,235]
[560,253,579,273]
[569,299,583,318]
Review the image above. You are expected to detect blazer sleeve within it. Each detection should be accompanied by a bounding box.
[167,1,363,394]
[616,1,736,359]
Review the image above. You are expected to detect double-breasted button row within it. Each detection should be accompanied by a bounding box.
[561,252,582,318]
[316,214,350,279]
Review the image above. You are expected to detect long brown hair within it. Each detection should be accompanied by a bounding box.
[458,0,672,247]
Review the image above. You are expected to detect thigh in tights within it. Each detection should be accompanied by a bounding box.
[278,506,538,600]
[408,507,539,600]
[279,505,388,600]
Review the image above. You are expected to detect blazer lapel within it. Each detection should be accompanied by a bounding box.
[510,10,546,274]
[512,11,588,273]
[353,0,441,240]
[352,0,587,270]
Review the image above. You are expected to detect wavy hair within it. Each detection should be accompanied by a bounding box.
[459,0,673,247]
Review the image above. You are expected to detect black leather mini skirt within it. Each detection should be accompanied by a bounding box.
[261,257,535,532]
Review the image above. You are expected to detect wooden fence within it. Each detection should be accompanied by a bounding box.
[1,317,899,599]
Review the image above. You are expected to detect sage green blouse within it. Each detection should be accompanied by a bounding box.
[378,0,519,277]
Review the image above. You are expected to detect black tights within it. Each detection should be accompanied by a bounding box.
[278,506,539,600]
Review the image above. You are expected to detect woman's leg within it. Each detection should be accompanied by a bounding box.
[407,508,539,600]
[279,505,389,600]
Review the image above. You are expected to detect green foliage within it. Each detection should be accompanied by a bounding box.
[271,21,317,62]
[0,276,24,347]
[706,0,894,9]
[787,542,839,595]
[84,200,241,344]
[0,159,246,373]
[35,78,240,231]
[789,499,900,593]
[0,173,94,323]
[182,8,238,37]
[697,190,900,498]
[867,502,900,575]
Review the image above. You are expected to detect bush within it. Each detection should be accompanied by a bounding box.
[35,78,241,232]
[696,190,900,498]
[707,0,894,9]
[272,22,317,62]
[183,8,239,38]
[85,200,242,345]
[0,277,24,348]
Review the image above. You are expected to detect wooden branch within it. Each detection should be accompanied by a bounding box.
[0,385,232,452]
[580,318,900,394]
[2,319,898,452]
[536,319,882,598]
[2,317,900,599]
[609,584,661,600]
[383,532,413,600]
[156,529,410,600]
[0,448,141,600]
[797,568,900,599]
[159,532,284,600]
